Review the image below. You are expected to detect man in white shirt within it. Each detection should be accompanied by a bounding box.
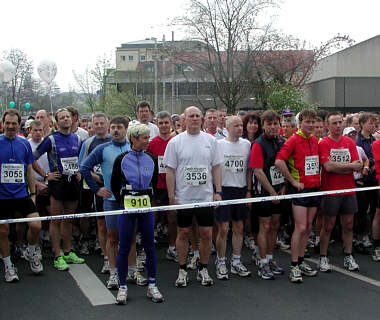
[164,106,223,287]
[66,106,89,142]
[215,116,251,280]
[137,101,159,141]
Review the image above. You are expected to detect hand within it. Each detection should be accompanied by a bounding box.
[351,160,363,172]
[270,191,280,204]
[96,187,112,198]
[169,196,178,206]
[36,182,48,195]
[362,167,369,176]
[47,171,61,181]
[291,181,304,191]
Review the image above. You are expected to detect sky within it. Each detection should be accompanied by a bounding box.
[0,0,379,91]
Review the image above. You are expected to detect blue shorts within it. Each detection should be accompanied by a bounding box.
[215,187,247,222]
[103,199,121,229]
[291,187,321,208]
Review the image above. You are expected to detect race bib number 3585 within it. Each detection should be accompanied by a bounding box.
[61,157,79,175]
[184,166,208,186]
[1,163,24,183]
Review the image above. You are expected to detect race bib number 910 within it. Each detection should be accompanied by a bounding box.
[330,149,351,163]
[124,195,151,209]
[184,166,208,186]
[224,155,245,173]
[1,163,24,183]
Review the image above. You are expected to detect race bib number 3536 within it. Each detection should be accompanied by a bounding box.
[1,163,24,183]
[184,166,208,186]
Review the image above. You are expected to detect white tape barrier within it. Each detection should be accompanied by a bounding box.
[1,186,379,225]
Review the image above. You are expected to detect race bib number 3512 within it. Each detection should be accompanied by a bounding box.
[330,149,351,163]
[184,166,208,186]
[1,163,24,183]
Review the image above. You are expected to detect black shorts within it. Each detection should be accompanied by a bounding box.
[154,189,169,206]
[255,199,286,218]
[177,207,214,228]
[0,197,37,220]
[215,187,247,222]
[36,194,50,216]
[291,187,321,208]
[321,194,358,216]
[49,176,80,202]
[94,195,104,220]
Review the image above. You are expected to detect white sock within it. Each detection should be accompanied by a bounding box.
[110,267,117,276]
[266,254,273,261]
[260,258,268,266]
[315,236,320,242]
[193,250,200,258]
[168,245,175,251]
[232,254,240,265]
[148,283,156,289]
[2,256,12,269]
[217,255,225,264]
[104,256,109,261]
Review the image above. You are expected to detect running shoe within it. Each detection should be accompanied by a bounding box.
[277,238,290,250]
[166,248,178,262]
[127,271,148,286]
[107,273,119,290]
[299,261,317,277]
[319,256,332,273]
[269,260,284,275]
[258,263,274,280]
[372,247,380,262]
[147,286,164,303]
[80,241,90,255]
[63,252,85,264]
[216,262,229,280]
[175,269,189,288]
[101,259,110,274]
[343,255,359,271]
[35,247,43,261]
[5,265,19,283]
[289,265,303,283]
[251,249,260,266]
[231,261,251,277]
[116,287,127,305]
[197,268,214,286]
[54,256,69,271]
[244,236,255,250]
[24,247,43,274]
[187,255,200,270]
[136,256,145,272]
[363,235,372,248]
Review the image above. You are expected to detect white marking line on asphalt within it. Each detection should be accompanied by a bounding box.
[69,264,115,306]
[283,249,380,288]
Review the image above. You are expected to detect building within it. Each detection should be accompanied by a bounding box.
[306,35,380,112]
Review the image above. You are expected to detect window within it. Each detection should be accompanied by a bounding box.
[128,56,134,61]
[120,55,126,62]
[140,55,146,61]
[152,54,157,60]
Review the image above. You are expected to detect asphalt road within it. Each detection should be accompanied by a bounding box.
[1,240,379,320]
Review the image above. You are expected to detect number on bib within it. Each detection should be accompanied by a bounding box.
[305,155,319,176]
[1,163,25,183]
[270,166,285,186]
[158,156,166,174]
[184,166,208,186]
[330,149,351,163]
[124,195,151,209]
[61,157,79,175]
[224,155,245,173]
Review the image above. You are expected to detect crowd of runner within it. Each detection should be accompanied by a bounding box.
[1,102,380,304]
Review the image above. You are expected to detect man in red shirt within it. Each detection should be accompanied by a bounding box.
[318,112,362,272]
[371,139,380,262]
[147,111,177,262]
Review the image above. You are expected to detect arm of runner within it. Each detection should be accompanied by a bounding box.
[80,145,104,194]
[362,152,370,176]
[323,160,362,174]
[166,166,177,205]
[254,168,279,203]
[26,164,36,202]
[275,159,304,191]
[32,161,61,181]
[212,164,222,201]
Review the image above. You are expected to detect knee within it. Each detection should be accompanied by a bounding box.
[260,221,271,234]
[296,224,308,235]
[218,224,229,239]
[0,226,9,239]
[177,228,190,241]
[199,228,212,242]
[232,222,244,236]
[29,222,41,234]
[271,220,280,232]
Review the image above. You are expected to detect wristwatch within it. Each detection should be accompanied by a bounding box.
[43,172,49,181]
[215,191,223,196]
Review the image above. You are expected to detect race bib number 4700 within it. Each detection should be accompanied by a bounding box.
[1,163,24,183]
[330,149,351,163]
[184,166,208,186]
[224,155,245,173]
[61,157,79,175]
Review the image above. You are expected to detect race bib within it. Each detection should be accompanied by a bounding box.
[305,155,319,176]
[330,149,351,163]
[124,195,151,209]
[158,156,166,174]
[61,157,79,175]
[224,155,245,173]
[184,166,208,186]
[1,163,24,183]
[270,166,284,186]
[94,165,102,175]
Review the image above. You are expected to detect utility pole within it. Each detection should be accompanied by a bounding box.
[171,31,175,114]
[153,37,158,114]
[162,35,166,110]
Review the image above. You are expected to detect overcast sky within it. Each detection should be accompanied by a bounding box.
[1,0,378,91]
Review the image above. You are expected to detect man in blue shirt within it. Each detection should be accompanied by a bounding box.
[0,109,43,282]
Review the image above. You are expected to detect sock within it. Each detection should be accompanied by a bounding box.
[260,258,268,267]
[119,285,127,290]
[169,245,175,251]
[198,263,207,271]
[2,256,12,270]
[232,254,240,265]
[298,257,304,264]
[315,236,320,242]
[217,255,226,264]
[179,264,187,271]
[193,250,200,258]
[110,267,117,276]
[104,256,109,261]
[291,261,298,267]
[128,266,137,275]
[266,254,273,261]
[320,254,327,258]
[148,281,156,289]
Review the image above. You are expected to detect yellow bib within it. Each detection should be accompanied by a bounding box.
[124,195,151,209]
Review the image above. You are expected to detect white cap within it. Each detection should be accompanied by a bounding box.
[343,126,357,136]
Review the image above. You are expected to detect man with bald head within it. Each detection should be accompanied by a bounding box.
[36,109,53,137]
[164,106,223,287]
[215,116,251,280]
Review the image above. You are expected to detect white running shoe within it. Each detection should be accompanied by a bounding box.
[343,255,359,271]
[175,269,189,288]
[5,265,19,283]
[116,287,127,305]
[197,268,214,286]
[216,262,229,280]
[101,260,110,274]
[147,285,164,303]
[127,271,148,286]
[107,273,119,290]
[319,256,332,273]
[187,255,199,270]
[231,261,251,277]
[24,247,43,274]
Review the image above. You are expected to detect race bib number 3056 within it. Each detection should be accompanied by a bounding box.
[184,166,208,186]
[224,155,245,173]
[124,195,151,209]
[61,157,79,175]
[1,163,24,183]
[330,149,351,163]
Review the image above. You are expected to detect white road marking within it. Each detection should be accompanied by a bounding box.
[69,264,115,306]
